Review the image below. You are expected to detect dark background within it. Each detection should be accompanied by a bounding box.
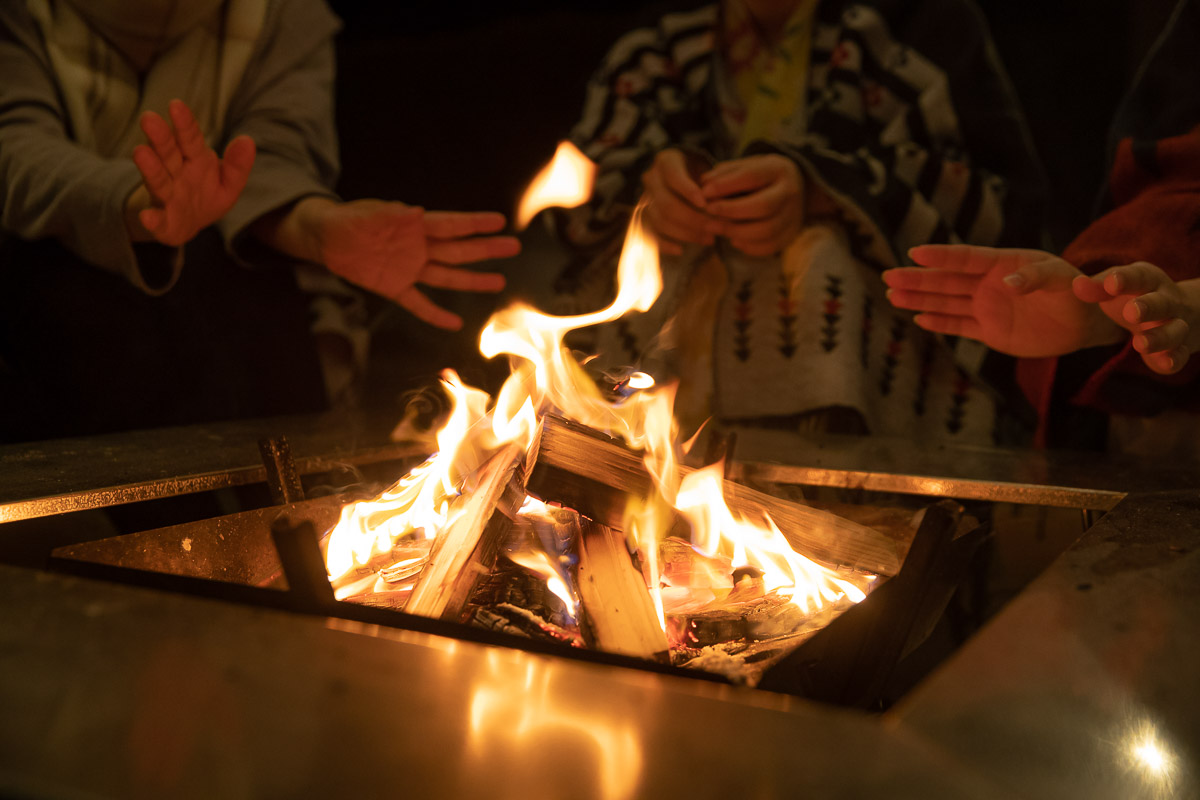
[324,0,1182,407]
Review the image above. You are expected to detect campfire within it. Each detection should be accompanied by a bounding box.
[321,143,894,683]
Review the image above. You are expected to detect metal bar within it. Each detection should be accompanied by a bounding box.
[270,518,336,609]
[0,444,423,524]
[258,437,306,504]
[732,461,1125,511]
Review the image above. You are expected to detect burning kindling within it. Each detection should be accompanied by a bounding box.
[322,142,891,683]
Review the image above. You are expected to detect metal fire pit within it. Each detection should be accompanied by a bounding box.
[1,411,1197,799]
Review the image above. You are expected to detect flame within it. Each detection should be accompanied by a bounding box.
[514,141,597,229]
[675,462,867,614]
[325,140,869,634]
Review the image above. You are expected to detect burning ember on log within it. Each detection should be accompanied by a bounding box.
[322,142,883,681]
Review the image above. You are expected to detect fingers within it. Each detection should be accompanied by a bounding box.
[139,110,185,177]
[642,164,712,245]
[706,181,791,221]
[139,206,165,235]
[396,286,462,331]
[424,211,507,238]
[1144,346,1189,376]
[168,99,207,160]
[886,288,974,317]
[882,267,981,295]
[220,135,256,193]
[1001,255,1080,294]
[655,150,707,209]
[1100,261,1170,296]
[419,264,505,292]
[1133,318,1190,355]
[643,187,712,244]
[132,144,173,204]
[427,235,520,265]
[700,159,776,200]
[1125,287,1182,324]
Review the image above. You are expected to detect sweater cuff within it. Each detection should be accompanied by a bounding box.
[218,153,339,269]
[86,161,183,295]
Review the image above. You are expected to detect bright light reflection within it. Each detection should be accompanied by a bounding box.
[1132,738,1168,773]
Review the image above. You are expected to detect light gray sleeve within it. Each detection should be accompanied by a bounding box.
[0,11,179,295]
[217,0,342,269]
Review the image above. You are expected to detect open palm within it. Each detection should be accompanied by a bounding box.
[132,99,255,246]
[883,245,1120,357]
[318,200,518,330]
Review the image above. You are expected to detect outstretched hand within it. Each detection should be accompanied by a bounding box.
[316,199,519,330]
[1073,262,1200,374]
[883,244,1124,357]
[128,99,255,246]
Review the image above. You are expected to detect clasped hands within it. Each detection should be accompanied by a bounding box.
[641,148,807,258]
[884,245,1200,375]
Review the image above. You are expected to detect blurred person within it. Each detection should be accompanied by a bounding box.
[884,0,1200,454]
[0,0,517,443]
[548,0,1045,444]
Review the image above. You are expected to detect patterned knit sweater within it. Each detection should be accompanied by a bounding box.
[552,0,1045,443]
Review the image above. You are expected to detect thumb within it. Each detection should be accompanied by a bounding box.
[1003,256,1078,295]
[220,135,256,192]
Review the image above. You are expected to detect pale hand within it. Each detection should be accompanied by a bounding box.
[700,154,804,257]
[128,98,255,247]
[641,148,714,256]
[883,244,1123,357]
[316,199,519,330]
[1073,262,1200,375]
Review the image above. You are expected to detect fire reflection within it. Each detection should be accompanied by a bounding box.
[467,651,643,800]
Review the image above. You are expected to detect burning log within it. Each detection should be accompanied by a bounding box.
[574,517,670,662]
[405,440,535,621]
[529,415,901,577]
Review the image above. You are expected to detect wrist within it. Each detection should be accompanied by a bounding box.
[123,185,155,243]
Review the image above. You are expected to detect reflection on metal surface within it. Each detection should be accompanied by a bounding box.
[1124,719,1178,790]
[733,461,1125,511]
[468,650,642,800]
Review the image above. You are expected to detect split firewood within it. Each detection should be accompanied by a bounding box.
[529,415,901,576]
[573,517,670,662]
[405,438,535,621]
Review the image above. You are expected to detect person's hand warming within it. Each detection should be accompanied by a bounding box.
[700,154,804,257]
[883,244,1124,357]
[258,197,519,331]
[125,98,256,247]
[1073,262,1200,375]
[641,148,714,256]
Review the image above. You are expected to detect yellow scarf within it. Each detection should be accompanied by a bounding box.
[719,0,819,152]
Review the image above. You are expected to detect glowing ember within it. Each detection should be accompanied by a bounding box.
[324,140,872,654]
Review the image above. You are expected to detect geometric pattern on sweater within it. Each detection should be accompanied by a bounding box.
[820,274,842,352]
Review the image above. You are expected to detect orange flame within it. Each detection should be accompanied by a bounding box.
[675,463,868,613]
[514,141,597,230]
[326,140,870,630]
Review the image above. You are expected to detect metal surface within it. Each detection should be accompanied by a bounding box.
[893,489,1200,799]
[257,436,306,504]
[0,563,1006,800]
[49,495,347,586]
[721,425,1184,510]
[0,412,425,524]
